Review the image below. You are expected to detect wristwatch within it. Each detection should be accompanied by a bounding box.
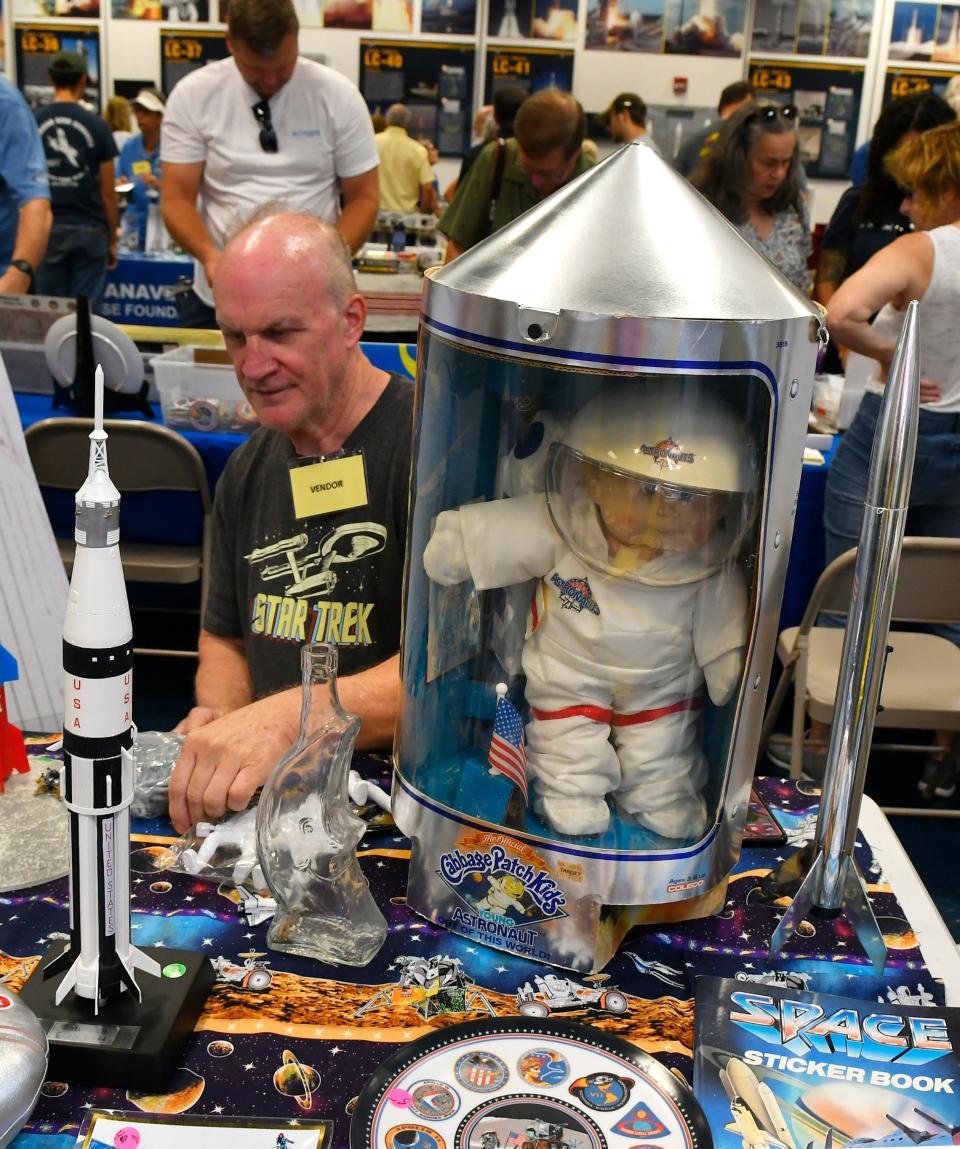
[9,258,33,279]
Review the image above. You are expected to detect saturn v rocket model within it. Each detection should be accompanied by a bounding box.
[43,368,160,1008]
[395,141,825,971]
[19,368,211,1088]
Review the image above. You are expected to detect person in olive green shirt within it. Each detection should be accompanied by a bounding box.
[440,88,595,262]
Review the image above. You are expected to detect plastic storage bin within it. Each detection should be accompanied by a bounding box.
[151,346,256,435]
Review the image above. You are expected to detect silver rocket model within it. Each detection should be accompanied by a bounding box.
[769,302,921,973]
[44,366,160,1010]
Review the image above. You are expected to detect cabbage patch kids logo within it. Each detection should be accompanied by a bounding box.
[550,573,600,615]
[640,437,695,471]
[439,841,567,931]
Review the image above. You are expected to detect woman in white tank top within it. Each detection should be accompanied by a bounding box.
[823,120,960,796]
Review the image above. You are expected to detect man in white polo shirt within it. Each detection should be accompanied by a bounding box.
[161,0,379,325]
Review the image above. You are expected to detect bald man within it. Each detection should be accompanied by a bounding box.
[168,211,413,834]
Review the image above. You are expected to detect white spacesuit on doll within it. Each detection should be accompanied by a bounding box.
[424,385,758,841]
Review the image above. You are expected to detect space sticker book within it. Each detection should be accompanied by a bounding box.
[694,975,960,1149]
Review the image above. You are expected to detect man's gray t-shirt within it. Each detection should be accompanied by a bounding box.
[203,374,413,697]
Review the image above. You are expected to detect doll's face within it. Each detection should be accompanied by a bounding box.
[585,464,728,556]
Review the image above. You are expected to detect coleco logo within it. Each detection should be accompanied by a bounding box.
[0,994,11,1009]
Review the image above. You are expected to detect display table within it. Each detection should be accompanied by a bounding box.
[96,254,425,334]
[15,336,417,496]
[3,742,958,1149]
[354,272,425,336]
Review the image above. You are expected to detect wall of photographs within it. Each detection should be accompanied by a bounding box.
[0,0,956,214]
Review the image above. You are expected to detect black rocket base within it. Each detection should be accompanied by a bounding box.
[19,944,214,1091]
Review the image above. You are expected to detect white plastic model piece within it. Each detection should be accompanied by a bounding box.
[347,769,391,812]
[180,809,265,889]
[44,367,160,1010]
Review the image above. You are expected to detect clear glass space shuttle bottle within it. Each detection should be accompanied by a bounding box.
[256,643,386,966]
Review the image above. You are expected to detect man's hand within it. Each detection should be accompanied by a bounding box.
[174,706,222,735]
[168,693,299,834]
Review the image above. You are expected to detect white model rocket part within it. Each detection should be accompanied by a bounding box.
[46,364,160,1011]
[75,366,121,514]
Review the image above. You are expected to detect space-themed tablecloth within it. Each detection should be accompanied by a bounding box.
[0,738,947,1149]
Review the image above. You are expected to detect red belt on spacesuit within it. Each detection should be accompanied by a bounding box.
[530,696,704,726]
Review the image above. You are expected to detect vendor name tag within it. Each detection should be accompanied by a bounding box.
[290,455,368,519]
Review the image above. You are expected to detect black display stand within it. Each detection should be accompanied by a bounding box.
[20,944,214,1091]
[51,295,153,418]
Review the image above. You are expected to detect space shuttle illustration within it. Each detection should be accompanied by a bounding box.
[720,1057,795,1149]
[43,367,160,1010]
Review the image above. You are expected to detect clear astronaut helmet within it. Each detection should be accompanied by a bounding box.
[545,383,760,586]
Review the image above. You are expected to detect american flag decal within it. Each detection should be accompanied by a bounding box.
[464,1062,497,1087]
[488,684,528,802]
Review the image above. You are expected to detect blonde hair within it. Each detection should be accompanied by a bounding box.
[886,120,960,210]
[105,95,132,133]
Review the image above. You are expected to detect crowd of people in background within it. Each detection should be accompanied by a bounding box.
[2,11,960,811]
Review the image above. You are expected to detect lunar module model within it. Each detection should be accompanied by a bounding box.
[394,142,825,971]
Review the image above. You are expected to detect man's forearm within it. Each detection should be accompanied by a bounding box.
[339,653,401,749]
[337,194,379,252]
[104,187,119,238]
[195,630,255,713]
[0,199,52,293]
[13,197,52,267]
[161,192,220,267]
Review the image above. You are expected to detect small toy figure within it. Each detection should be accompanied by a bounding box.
[475,873,526,915]
[424,385,757,840]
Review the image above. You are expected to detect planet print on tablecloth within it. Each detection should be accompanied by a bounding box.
[129,845,176,874]
[126,1067,204,1113]
[273,1048,322,1110]
[207,1039,235,1058]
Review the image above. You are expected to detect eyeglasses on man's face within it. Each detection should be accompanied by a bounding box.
[252,99,278,153]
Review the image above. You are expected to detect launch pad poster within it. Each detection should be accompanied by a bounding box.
[359,39,475,155]
[160,28,228,94]
[15,24,102,110]
[694,975,960,1149]
[748,60,864,179]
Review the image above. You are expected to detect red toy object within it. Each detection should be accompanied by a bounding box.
[0,646,30,794]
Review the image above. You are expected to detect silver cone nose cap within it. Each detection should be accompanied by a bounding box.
[434,139,817,322]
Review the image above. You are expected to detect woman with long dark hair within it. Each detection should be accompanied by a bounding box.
[692,99,810,293]
[815,93,955,310]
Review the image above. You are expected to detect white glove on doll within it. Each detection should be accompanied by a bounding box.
[423,510,470,585]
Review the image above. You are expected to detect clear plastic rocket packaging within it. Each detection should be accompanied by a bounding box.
[394,142,825,971]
